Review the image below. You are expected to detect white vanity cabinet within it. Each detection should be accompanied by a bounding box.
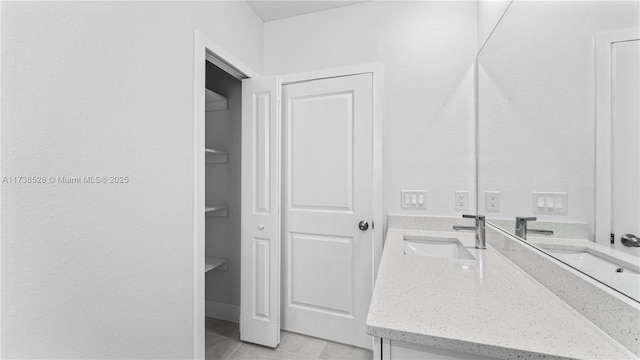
[374,338,497,360]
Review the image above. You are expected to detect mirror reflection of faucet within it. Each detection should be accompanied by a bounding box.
[515,217,554,240]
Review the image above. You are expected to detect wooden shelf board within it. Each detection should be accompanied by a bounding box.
[205,148,228,164]
[205,204,228,217]
[205,256,228,272]
[206,88,228,111]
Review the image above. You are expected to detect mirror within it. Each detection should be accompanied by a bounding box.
[478,0,640,302]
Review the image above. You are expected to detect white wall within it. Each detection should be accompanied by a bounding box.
[478,1,639,234]
[1,2,262,358]
[264,1,478,219]
[477,0,512,51]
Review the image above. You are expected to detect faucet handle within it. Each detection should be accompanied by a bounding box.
[516,216,537,222]
[463,214,485,220]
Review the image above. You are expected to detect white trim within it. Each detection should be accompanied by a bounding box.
[193,31,206,360]
[474,58,479,217]
[594,28,640,246]
[280,62,382,85]
[203,37,259,79]
[373,337,383,360]
[371,63,385,284]
[0,5,3,357]
[382,338,391,360]
[205,300,240,323]
[280,61,385,307]
[193,29,260,360]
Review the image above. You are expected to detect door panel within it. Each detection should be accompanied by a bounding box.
[282,74,373,349]
[254,92,272,215]
[290,92,355,211]
[612,39,640,243]
[240,76,281,348]
[288,232,354,316]
[253,237,271,320]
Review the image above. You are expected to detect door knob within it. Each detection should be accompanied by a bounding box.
[621,234,640,247]
[358,221,369,231]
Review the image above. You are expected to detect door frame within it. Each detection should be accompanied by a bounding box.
[192,30,259,360]
[194,35,384,354]
[594,28,640,246]
[280,62,385,301]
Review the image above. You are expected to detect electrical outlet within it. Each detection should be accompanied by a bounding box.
[454,191,469,211]
[485,191,500,212]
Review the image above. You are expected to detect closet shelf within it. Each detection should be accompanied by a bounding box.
[205,256,228,272]
[206,88,228,112]
[205,148,228,164]
[205,204,228,217]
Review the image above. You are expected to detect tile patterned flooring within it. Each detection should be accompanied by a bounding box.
[205,318,373,360]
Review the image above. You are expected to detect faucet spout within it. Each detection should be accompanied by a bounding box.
[515,217,553,240]
[453,214,486,249]
[452,225,475,231]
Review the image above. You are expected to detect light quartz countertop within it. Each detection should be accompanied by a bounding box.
[366,228,636,359]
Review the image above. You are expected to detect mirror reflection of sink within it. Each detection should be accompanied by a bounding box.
[540,248,637,273]
[403,236,476,260]
[537,246,640,301]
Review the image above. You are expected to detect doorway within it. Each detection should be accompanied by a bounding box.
[196,33,383,355]
[194,31,259,359]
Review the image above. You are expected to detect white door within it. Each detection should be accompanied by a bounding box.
[281,73,374,349]
[240,76,281,348]
[595,28,640,253]
[612,39,640,250]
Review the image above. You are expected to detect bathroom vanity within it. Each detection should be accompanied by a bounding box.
[366,218,637,360]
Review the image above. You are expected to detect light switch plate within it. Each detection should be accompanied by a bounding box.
[401,190,427,209]
[532,192,568,214]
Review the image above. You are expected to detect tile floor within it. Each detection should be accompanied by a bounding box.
[205,317,373,360]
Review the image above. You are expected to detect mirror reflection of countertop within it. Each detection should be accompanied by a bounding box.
[366,228,635,359]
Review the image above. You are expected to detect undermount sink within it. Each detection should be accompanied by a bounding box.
[403,236,476,260]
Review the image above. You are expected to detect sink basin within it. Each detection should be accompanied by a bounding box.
[403,236,476,260]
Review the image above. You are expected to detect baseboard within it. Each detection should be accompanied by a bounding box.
[205,300,240,323]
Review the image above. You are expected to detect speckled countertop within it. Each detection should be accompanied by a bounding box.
[366,228,635,359]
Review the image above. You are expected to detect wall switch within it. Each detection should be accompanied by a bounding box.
[401,190,427,209]
[403,192,411,206]
[485,191,501,212]
[546,196,554,208]
[537,195,545,209]
[555,196,564,209]
[455,191,469,211]
[532,192,567,214]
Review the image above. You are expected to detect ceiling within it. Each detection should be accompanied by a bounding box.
[246,1,367,22]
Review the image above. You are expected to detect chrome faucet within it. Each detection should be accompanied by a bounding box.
[515,217,554,240]
[621,234,640,247]
[452,214,486,249]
